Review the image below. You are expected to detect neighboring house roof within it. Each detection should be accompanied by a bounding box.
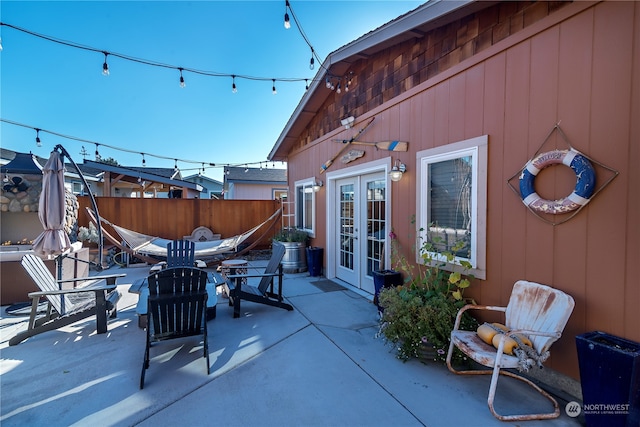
[224,167,287,185]
[183,173,223,196]
[269,0,489,161]
[0,151,44,175]
[0,148,101,182]
[183,174,223,187]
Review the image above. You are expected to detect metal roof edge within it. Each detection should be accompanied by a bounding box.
[83,160,203,191]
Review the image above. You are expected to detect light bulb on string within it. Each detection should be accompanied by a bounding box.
[95,143,101,161]
[272,79,277,95]
[174,159,178,173]
[232,75,237,93]
[325,77,331,89]
[305,79,309,91]
[141,153,146,167]
[336,82,341,94]
[102,52,110,76]
[178,68,186,88]
[309,49,315,70]
[35,128,42,147]
[284,1,291,29]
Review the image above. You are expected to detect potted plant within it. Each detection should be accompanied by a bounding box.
[273,228,309,273]
[77,222,100,247]
[377,226,478,364]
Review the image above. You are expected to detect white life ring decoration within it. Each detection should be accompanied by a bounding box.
[519,149,596,214]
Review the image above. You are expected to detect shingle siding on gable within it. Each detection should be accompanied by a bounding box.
[297,1,569,148]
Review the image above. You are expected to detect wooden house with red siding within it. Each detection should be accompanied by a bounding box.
[269,0,639,397]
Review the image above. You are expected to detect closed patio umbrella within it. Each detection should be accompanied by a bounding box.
[32,150,71,259]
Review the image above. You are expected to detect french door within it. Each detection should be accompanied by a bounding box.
[334,172,386,293]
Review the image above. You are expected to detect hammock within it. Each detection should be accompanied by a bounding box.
[86,207,281,266]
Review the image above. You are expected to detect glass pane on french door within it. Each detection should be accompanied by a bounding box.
[366,178,386,277]
[339,183,355,270]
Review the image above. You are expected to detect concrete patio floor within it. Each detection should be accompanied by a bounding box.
[0,260,584,427]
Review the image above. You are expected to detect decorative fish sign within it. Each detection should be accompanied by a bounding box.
[341,149,365,164]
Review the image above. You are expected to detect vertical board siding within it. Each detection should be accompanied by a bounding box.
[626,1,640,340]
[584,2,634,337]
[284,1,639,380]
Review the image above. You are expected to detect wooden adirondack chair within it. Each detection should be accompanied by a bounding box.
[9,254,124,346]
[141,267,210,389]
[223,243,293,318]
[445,280,575,421]
[151,240,206,273]
[166,239,196,268]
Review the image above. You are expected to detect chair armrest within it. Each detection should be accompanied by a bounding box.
[28,284,117,298]
[503,328,561,339]
[58,273,126,285]
[452,304,507,331]
[227,272,280,279]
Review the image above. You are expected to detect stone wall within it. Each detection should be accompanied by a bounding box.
[0,173,79,243]
[0,174,42,213]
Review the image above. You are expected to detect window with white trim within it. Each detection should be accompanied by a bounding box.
[417,135,487,279]
[294,179,316,236]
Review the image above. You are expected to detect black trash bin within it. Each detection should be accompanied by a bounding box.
[576,331,640,427]
[306,247,323,277]
[372,270,403,313]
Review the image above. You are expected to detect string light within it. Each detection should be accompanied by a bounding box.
[178,68,186,88]
[174,159,178,173]
[141,153,146,167]
[272,79,277,95]
[0,22,315,92]
[336,82,341,94]
[35,128,42,147]
[102,51,109,76]
[284,1,291,29]
[305,79,309,91]
[232,75,237,93]
[309,48,315,70]
[1,118,284,174]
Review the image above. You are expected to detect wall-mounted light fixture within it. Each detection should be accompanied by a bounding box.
[313,179,323,192]
[389,159,406,182]
[340,116,355,129]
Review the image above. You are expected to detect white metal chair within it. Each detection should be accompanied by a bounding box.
[445,280,575,421]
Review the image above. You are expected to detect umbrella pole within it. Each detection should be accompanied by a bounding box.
[56,253,66,313]
[54,144,104,270]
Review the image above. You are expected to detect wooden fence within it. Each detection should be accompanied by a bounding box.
[77,197,282,249]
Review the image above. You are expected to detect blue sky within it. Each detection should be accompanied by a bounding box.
[0,0,423,181]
